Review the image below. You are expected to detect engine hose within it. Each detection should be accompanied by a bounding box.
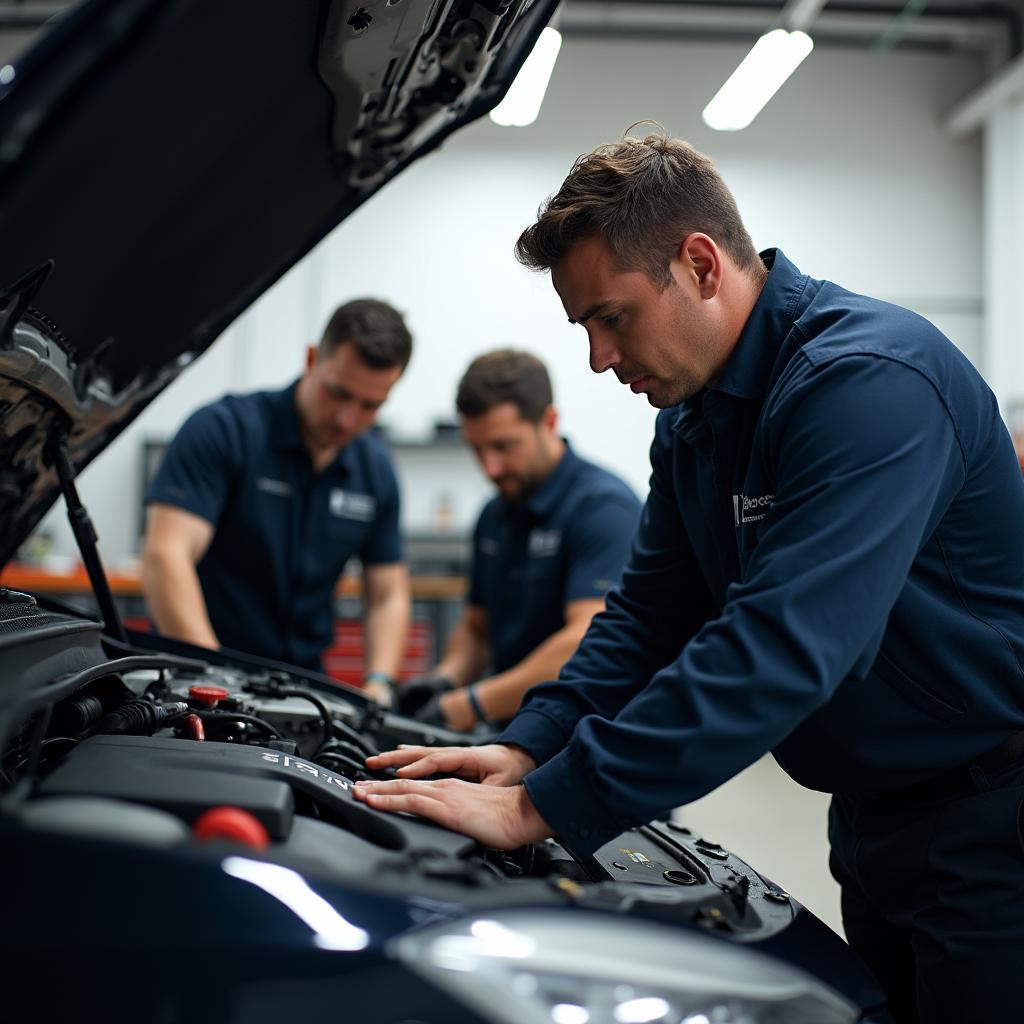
[277,689,332,753]
[92,700,189,737]
[330,717,378,759]
[318,738,371,765]
[315,750,368,779]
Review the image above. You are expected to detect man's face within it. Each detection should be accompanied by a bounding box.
[552,234,725,408]
[462,402,559,503]
[296,341,403,454]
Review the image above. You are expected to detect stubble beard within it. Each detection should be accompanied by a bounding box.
[496,440,553,504]
[651,291,718,407]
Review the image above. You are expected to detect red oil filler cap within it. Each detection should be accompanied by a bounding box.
[189,684,229,708]
[192,807,269,850]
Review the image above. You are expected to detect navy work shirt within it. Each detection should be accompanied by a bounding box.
[468,444,641,673]
[146,382,403,669]
[501,250,1024,855]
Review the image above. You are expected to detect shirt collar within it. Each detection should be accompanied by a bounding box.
[714,248,809,400]
[671,247,809,436]
[525,441,581,518]
[267,380,354,474]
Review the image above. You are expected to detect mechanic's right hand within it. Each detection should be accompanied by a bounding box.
[353,779,552,850]
[365,743,536,787]
[397,673,455,717]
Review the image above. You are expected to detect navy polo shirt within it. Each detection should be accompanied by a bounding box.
[468,444,641,673]
[145,382,403,669]
[502,249,1024,854]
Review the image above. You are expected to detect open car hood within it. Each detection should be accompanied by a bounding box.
[0,0,554,565]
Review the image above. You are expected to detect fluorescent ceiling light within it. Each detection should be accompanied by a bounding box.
[490,27,562,128]
[702,28,814,132]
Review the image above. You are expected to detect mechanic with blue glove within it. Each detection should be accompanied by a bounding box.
[143,299,412,698]
[401,349,641,731]
[354,132,1024,1024]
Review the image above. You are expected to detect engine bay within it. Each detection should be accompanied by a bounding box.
[0,587,796,944]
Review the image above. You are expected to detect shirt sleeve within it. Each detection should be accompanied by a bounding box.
[499,413,718,768]
[562,490,642,604]
[359,460,404,566]
[144,402,243,527]
[521,355,967,854]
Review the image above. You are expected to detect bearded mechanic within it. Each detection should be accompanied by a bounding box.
[399,349,641,731]
[354,134,1024,1022]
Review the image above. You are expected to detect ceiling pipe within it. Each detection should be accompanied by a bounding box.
[782,0,830,32]
[559,2,1013,64]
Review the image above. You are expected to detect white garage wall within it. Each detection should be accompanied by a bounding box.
[37,35,985,564]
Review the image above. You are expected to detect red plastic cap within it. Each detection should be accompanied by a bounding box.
[192,807,270,850]
[189,684,229,706]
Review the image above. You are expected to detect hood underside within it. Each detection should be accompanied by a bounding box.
[0,0,553,564]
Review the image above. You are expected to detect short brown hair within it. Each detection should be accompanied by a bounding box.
[319,298,412,370]
[515,131,761,287]
[456,350,553,423]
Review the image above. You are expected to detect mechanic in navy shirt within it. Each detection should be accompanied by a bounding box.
[355,135,1024,1022]
[399,350,641,731]
[142,299,412,691]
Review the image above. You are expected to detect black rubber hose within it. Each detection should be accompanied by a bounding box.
[330,716,378,760]
[315,750,368,779]
[319,738,372,765]
[277,689,332,753]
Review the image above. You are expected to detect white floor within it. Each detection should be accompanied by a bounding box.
[674,755,844,936]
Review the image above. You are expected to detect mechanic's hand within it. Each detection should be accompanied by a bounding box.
[365,742,536,786]
[413,687,484,732]
[398,673,454,717]
[412,691,448,726]
[363,677,396,709]
[352,778,552,850]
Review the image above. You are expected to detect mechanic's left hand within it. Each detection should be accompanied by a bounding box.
[413,688,476,731]
[352,778,552,849]
[411,691,448,726]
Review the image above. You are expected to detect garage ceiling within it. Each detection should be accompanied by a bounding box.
[1,1,1021,66]
[2,0,1024,52]
[559,2,1020,63]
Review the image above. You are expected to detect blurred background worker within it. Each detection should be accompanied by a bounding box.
[142,299,412,695]
[397,349,641,730]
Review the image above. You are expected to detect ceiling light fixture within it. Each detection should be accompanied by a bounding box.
[702,27,814,131]
[490,26,563,128]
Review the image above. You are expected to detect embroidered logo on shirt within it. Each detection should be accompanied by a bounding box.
[528,528,562,558]
[257,477,293,497]
[479,537,500,555]
[733,492,775,525]
[329,488,376,522]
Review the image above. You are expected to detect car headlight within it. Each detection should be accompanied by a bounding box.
[393,910,857,1024]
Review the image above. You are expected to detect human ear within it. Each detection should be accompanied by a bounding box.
[677,233,723,299]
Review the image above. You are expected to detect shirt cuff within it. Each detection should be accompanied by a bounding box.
[498,708,572,767]
[523,742,633,859]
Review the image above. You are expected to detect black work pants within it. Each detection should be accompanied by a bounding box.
[829,761,1024,1024]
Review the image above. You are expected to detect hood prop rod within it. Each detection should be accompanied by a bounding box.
[46,429,127,643]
